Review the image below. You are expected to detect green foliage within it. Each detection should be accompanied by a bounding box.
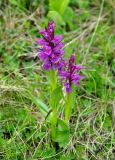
[49,0,70,15]
[50,86,63,109]
[52,119,70,148]
[63,7,74,30]
[48,0,74,29]
[29,92,49,117]
[48,11,65,26]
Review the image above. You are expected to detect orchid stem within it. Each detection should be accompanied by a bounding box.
[50,70,56,91]
[50,70,57,126]
[65,93,71,125]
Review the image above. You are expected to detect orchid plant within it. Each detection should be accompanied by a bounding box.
[37,21,83,147]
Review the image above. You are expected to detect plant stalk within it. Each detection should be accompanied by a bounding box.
[50,70,57,126]
[65,93,71,125]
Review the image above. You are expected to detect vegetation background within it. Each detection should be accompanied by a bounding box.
[0,0,115,159]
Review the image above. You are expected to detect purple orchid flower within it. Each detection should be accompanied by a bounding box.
[37,21,65,70]
[59,54,83,93]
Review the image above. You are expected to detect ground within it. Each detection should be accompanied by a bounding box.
[0,0,115,159]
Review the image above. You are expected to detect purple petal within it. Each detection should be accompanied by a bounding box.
[37,39,48,45]
[71,74,83,86]
[64,83,72,93]
[52,35,63,44]
[73,81,80,86]
[43,46,52,55]
[71,74,83,81]
[43,61,51,70]
[56,59,66,70]
[39,30,50,40]
[39,51,48,61]
[47,21,55,33]
[66,87,72,93]
[69,54,76,64]
[51,56,60,63]
[54,43,63,52]
[59,71,70,77]
[74,65,83,71]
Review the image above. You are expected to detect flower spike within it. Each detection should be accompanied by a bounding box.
[59,54,83,93]
[37,21,65,70]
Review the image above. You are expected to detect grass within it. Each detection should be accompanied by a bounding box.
[0,0,115,159]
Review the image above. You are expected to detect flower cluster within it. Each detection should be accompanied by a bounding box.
[37,21,83,93]
[59,54,83,93]
[37,21,65,70]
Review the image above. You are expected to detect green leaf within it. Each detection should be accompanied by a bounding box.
[49,0,70,15]
[58,118,69,131]
[47,11,65,26]
[52,119,70,148]
[9,0,18,6]
[63,7,74,29]
[59,0,70,15]
[50,86,63,109]
[28,92,49,117]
